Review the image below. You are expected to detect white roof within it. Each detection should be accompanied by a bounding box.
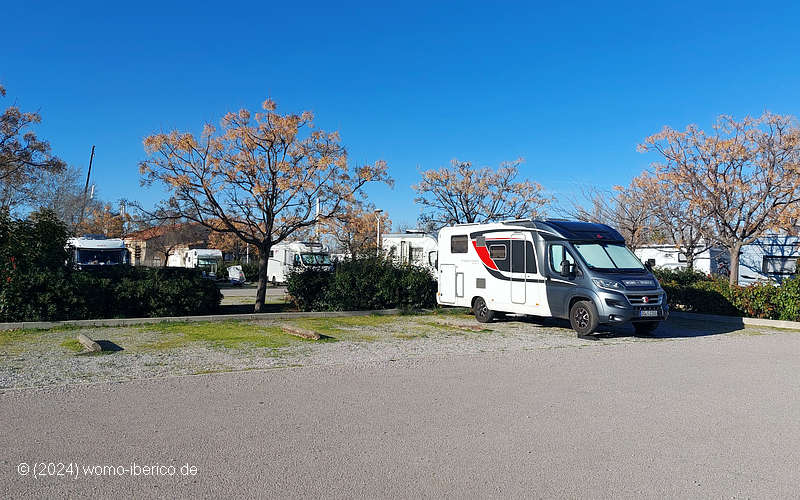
[190,249,223,258]
[68,237,126,250]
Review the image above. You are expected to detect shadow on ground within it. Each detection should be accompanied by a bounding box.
[500,314,745,340]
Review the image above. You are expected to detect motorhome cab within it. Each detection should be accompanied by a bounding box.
[267,241,332,284]
[67,236,130,269]
[437,219,669,336]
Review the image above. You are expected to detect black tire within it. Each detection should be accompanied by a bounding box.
[473,297,495,323]
[271,276,277,286]
[633,321,660,336]
[569,300,599,336]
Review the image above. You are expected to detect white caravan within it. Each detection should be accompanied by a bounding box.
[737,234,799,285]
[437,220,668,336]
[168,248,223,277]
[634,245,729,275]
[382,230,438,271]
[67,236,130,269]
[267,241,332,284]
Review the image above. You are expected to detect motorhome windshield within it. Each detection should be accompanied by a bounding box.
[573,243,645,272]
[301,253,331,265]
[77,249,123,266]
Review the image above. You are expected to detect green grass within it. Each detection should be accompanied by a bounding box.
[60,338,84,353]
[288,315,398,342]
[140,321,301,350]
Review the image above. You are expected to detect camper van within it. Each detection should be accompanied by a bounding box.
[67,236,130,269]
[167,248,223,277]
[634,245,729,275]
[267,241,332,284]
[382,230,438,271]
[437,219,668,336]
[738,234,799,285]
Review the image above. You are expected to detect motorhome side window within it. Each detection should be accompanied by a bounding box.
[269,250,274,258]
[293,254,300,266]
[762,256,798,275]
[451,235,468,253]
[549,244,575,272]
[489,245,506,260]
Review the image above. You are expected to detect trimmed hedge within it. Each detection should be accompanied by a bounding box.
[654,268,800,321]
[286,257,436,311]
[0,210,222,322]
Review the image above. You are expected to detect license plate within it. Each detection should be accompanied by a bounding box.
[639,309,659,318]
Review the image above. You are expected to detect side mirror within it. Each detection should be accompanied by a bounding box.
[560,260,572,278]
[644,261,654,272]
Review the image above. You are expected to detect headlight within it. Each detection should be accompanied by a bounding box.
[592,278,626,291]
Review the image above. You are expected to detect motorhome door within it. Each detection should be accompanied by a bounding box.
[439,264,456,303]
[510,232,526,303]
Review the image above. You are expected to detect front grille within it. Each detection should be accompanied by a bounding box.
[626,294,662,305]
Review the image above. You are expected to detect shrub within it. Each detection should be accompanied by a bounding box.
[287,257,436,311]
[0,211,222,322]
[660,272,800,321]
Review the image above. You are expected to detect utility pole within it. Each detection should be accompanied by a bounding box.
[375,209,383,257]
[78,145,95,230]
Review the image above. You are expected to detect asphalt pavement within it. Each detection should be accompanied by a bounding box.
[2,329,799,498]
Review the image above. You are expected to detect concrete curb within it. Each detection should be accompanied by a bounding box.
[671,311,800,331]
[0,308,408,331]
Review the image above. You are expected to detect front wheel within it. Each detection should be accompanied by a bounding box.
[633,321,660,336]
[473,297,495,323]
[569,300,599,336]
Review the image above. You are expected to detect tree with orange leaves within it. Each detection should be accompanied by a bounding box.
[321,204,391,257]
[413,158,549,228]
[639,112,800,285]
[139,98,392,311]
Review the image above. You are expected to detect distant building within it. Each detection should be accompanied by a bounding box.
[124,223,210,267]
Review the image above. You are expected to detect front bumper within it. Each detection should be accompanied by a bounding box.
[596,289,669,323]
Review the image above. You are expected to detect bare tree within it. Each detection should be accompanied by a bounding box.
[321,204,391,257]
[631,171,716,269]
[138,98,391,311]
[639,112,800,284]
[0,84,66,212]
[413,159,549,228]
[568,181,652,251]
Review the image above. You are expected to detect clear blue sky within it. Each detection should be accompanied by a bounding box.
[3,1,800,229]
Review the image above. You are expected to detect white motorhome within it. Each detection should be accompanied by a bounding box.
[382,230,438,271]
[168,248,223,277]
[67,236,130,269]
[437,220,668,336]
[634,245,729,275]
[267,241,332,284]
[738,234,799,285]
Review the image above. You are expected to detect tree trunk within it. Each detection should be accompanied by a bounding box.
[254,245,269,312]
[728,243,743,286]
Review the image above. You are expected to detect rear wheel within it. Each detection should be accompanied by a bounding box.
[633,321,660,336]
[569,300,599,336]
[473,297,495,323]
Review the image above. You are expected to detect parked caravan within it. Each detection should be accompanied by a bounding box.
[267,241,332,284]
[437,219,668,336]
[67,236,130,269]
[634,245,729,275]
[382,230,438,271]
[169,248,223,277]
[738,235,799,285]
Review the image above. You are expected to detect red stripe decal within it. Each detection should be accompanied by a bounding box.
[472,241,498,270]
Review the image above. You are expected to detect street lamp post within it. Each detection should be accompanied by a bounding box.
[375,209,383,257]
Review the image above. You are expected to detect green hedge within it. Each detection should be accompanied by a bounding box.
[655,268,800,321]
[286,257,436,311]
[0,210,222,322]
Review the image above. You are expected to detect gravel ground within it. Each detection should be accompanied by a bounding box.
[0,312,787,390]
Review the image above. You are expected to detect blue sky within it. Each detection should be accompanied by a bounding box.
[3,1,800,229]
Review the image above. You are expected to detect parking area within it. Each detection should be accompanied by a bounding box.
[0,312,788,389]
[2,316,799,497]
